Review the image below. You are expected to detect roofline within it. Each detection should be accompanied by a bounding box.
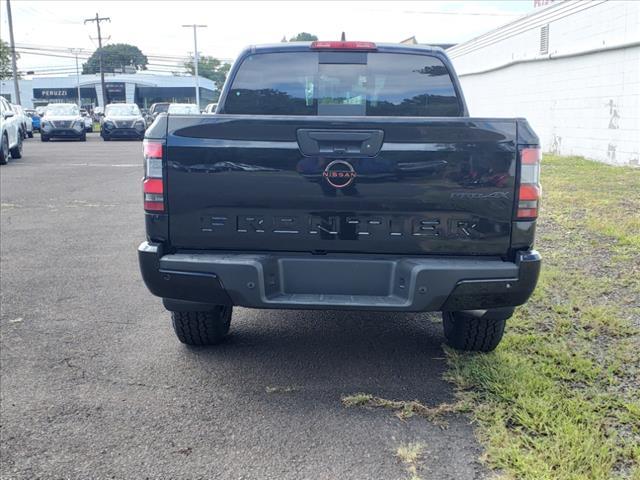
[448,0,602,57]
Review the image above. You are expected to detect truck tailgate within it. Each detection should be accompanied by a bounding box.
[165,115,517,255]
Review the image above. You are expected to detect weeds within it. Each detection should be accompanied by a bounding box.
[446,155,640,480]
[340,156,639,479]
[396,442,426,480]
[341,393,468,425]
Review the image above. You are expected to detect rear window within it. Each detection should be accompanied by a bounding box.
[224,51,461,116]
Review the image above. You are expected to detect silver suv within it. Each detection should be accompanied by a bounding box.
[101,103,146,141]
[41,103,86,142]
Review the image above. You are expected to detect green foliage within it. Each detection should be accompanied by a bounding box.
[0,39,19,80]
[82,43,148,74]
[289,32,318,42]
[183,55,230,93]
[446,155,640,480]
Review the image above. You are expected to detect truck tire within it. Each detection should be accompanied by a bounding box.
[171,306,232,346]
[0,133,8,164]
[9,135,22,159]
[442,309,510,352]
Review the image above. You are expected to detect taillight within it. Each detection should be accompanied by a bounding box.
[143,139,164,212]
[310,41,377,50]
[517,147,541,219]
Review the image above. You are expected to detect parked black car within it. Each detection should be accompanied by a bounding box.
[144,102,170,126]
[139,41,542,352]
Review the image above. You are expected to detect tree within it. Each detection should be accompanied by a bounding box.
[289,32,318,42]
[183,55,231,91]
[82,43,147,74]
[0,39,20,80]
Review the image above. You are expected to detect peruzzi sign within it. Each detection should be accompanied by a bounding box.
[33,88,74,99]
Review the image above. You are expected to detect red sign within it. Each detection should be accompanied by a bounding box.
[534,0,558,7]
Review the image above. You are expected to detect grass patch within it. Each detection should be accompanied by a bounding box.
[446,155,640,480]
[396,442,426,480]
[342,393,468,425]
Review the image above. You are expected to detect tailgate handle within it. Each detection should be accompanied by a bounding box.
[297,129,384,156]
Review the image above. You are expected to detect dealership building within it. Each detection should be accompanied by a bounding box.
[448,0,639,166]
[0,72,216,110]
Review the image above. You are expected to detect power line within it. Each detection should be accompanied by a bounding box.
[13,42,232,78]
[14,42,234,63]
[15,50,193,69]
[400,9,521,17]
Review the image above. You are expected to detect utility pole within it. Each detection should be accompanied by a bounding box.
[84,13,110,106]
[6,0,21,105]
[182,24,207,109]
[70,49,82,108]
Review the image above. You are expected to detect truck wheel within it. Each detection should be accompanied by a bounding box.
[442,309,511,352]
[171,306,232,346]
[9,135,22,159]
[0,133,8,164]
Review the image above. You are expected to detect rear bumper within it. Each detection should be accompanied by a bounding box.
[44,129,84,138]
[102,128,143,139]
[138,242,541,312]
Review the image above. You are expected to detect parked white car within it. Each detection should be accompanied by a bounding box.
[0,97,23,164]
[12,104,33,138]
[167,103,200,115]
[204,102,218,114]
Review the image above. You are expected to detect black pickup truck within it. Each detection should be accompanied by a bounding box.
[139,41,541,352]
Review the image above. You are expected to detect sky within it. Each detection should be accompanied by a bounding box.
[1,0,536,76]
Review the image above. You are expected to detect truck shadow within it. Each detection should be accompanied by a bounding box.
[177,308,454,405]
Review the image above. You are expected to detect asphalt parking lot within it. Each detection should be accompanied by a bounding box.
[1,134,486,479]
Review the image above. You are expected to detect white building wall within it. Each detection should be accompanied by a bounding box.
[449,0,640,166]
[0,79,32,106]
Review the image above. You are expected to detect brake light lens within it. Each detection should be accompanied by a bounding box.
[517,147,541,219]
[144,140,163,159]
[143,139,164,212]
[310,41,377,50]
